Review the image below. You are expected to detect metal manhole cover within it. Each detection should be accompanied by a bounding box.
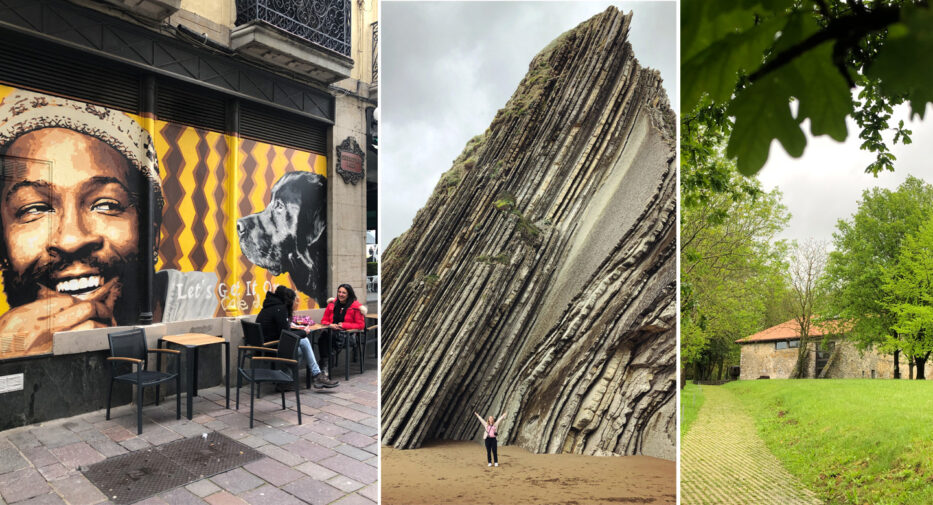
[82,450,194,504]
[157,432,263,477]
[82,433,263,504]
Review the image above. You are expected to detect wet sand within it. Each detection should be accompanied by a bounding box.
[381,441,675,505]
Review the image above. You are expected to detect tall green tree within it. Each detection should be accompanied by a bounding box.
[681,103,758,210]
[682,154,792,380]
[683,0,927,176]
[824,176,933,378]
[881,216,933,379]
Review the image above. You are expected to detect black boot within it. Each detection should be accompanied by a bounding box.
[313,372,339,388]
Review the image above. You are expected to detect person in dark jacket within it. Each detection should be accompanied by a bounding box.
[256,286,338,389]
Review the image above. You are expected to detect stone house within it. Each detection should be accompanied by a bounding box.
[735,319,933,380]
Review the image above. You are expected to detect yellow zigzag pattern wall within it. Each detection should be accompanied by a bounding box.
[0,84,327,320]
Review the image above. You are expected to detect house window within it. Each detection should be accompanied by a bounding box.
[775,341,788,350]
[788,339,800,348]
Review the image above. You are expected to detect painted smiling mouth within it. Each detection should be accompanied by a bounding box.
[54,275,103,295]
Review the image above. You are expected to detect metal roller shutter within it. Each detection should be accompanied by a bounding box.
[0,30,139,112]
[240,100,328,155]
[155,81,227,133]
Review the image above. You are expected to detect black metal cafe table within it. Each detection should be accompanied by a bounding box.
[156,333,230,420]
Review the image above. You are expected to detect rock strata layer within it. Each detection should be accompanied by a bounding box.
[381,7,676,460]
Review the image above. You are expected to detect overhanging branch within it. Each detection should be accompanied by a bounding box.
[747,5,902,86]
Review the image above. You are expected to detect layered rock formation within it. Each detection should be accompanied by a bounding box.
[381,7,676,460]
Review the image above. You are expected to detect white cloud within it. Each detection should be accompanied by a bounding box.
[757,103,933,247]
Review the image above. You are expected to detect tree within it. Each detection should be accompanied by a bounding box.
[683,0,928,175]
[881,216,933,379]
[681,152,792,380]
[684,272,772,380]
[824,176,933,378]
[681,103,758,210]
[786,239,828,378]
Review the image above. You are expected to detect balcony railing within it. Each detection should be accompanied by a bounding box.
[371,21,378,84]
[235,0,351,57]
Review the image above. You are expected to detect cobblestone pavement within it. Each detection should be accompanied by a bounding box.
[680,386,822,505]
[0,365,377,505]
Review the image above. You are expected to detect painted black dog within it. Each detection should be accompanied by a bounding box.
[237,171,326,305]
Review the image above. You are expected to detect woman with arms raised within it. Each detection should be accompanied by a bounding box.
[474,411,505,467]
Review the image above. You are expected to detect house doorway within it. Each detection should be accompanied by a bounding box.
[816,341,835,376]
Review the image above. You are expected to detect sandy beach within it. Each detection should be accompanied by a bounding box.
[381,441,675,505]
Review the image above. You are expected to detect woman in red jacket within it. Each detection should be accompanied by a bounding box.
[319,284,365,365]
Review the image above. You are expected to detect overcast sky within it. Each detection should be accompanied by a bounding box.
[756,102,933,248]
[379,1,676,244]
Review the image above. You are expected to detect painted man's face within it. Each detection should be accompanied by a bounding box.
[0,127,139,312]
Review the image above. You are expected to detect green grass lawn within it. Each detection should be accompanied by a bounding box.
[726,379,933,505]
[681,381,704,437]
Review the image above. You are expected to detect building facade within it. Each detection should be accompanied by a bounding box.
[736,319,933,380]
[0,0,376,428]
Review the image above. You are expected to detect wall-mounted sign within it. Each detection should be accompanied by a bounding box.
[336,136,365,185]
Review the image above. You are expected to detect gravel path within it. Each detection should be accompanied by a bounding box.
[681,385,822,505]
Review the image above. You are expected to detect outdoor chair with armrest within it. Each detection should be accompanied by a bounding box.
[241,320,312,389]
[330,328,366,381]
[106,329,181,435]
[325,301,368,381]
[236,330,303,429]
[241,320,272,349]
[363,322,378,360]
[239,320,274,399]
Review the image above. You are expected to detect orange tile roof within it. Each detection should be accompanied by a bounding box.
[735,318,850,344]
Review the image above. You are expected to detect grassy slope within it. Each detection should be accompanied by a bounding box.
[727,380,933,505]
[680,382,705,437]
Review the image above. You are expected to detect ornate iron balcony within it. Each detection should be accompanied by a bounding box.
[371,21,377,84]
[235,0,351,57]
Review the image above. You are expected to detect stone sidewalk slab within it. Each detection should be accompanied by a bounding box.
[0,364,377,504]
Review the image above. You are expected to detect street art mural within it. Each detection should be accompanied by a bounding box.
[238,171,327,306]
[0,88,158,358]
[0,85,328,358]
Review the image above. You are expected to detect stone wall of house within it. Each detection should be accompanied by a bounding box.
[739,343,800,380]
[825,341,887,378]
[867,348,933,379]
[740,339,933,379]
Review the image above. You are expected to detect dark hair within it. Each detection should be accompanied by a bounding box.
[275,285,297,318]
[336,283,357,305]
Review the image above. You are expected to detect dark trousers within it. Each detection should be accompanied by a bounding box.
[318,329,333,361]
[485,437,498,463]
